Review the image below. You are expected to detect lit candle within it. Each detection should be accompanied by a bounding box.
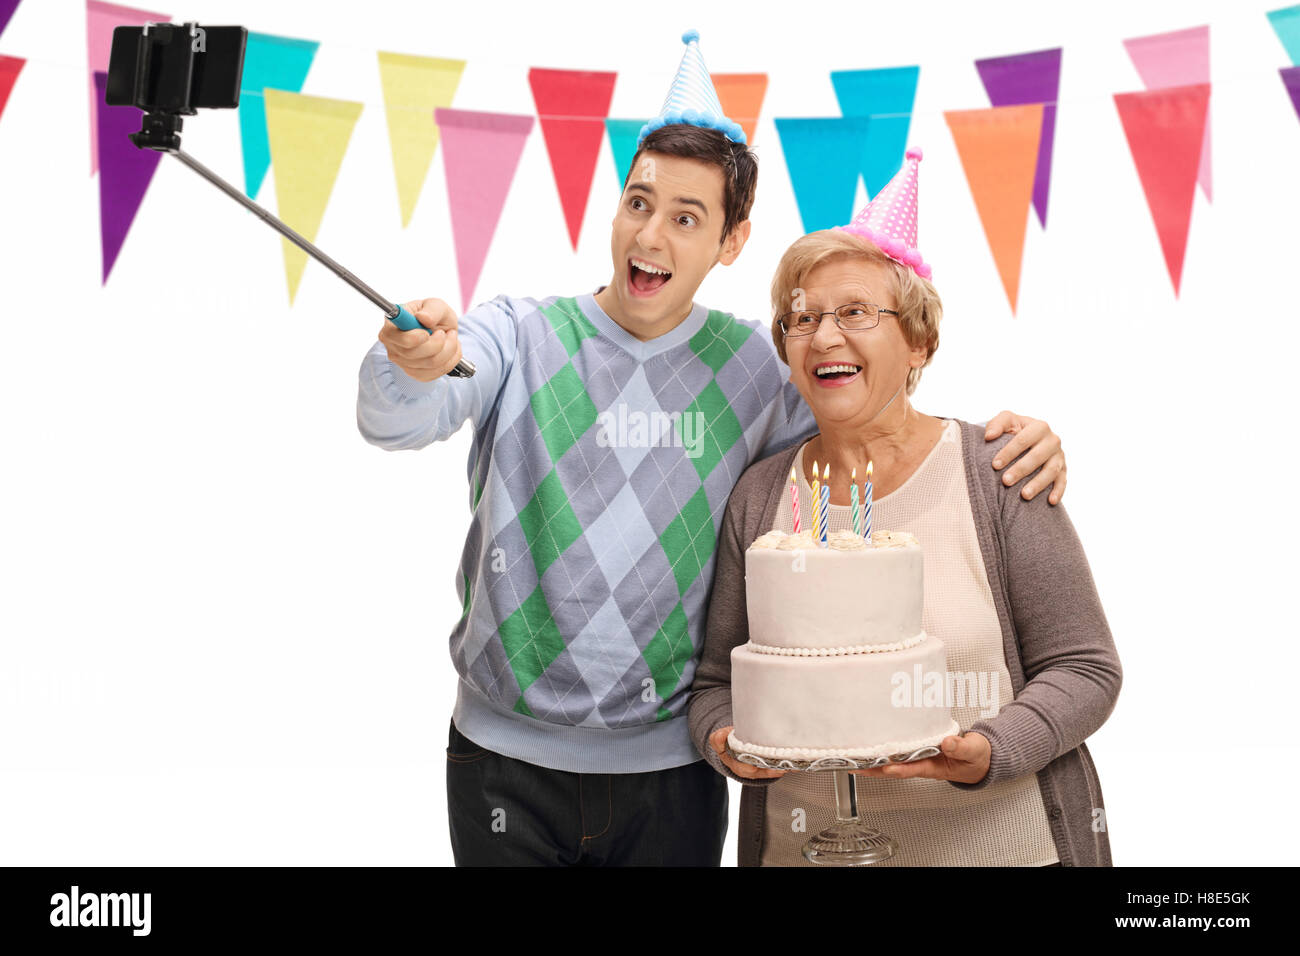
[851,467,860,537]
[864,460,874,540]
[820,464,830,547]
[789,467,801,534]
[811,461,821,542]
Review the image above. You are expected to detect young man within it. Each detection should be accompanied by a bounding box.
[356,34,1065,866]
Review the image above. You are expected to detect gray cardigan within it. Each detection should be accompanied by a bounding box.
[687,420,1122,867]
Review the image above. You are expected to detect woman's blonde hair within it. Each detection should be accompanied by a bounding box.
[769,230,942,395]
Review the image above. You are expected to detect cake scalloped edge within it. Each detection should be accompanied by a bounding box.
[747,631,927,656]
[726,720,961,761]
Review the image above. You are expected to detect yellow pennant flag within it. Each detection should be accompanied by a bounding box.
[377,52,466,227]
[264,89,364,304]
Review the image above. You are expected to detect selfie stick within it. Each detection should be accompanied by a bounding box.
[120,23,475,378]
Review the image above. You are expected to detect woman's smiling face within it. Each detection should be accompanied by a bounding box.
[783,257,927,429]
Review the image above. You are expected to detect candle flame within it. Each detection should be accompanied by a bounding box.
[851,466,857,482]
[824,463,830,480]
[813,460,819,480]
[866,460,874,480]
[790,466,796,484]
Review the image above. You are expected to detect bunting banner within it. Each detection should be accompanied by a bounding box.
[944,104,1043,314]
[86,1,169,176]
[774,116,873,233]
[975,48,1062,228]
[1,0,21,38]
[528,68,616,249]
[94,70,162,283]
[239,32,319,200]
[376,52,464,227]
[604,118,649,186]
[830,66,919,199]
[263,89,363,303]
[0,53,23,123]
[1268,5,1300,65]
[713,73,768,145]
[434,108,534,313]
[1281,66,1300,122]
[1123,25,1212,201]
[1113,83,1210,296]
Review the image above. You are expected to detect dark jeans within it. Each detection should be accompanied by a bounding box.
[445,719,728,866]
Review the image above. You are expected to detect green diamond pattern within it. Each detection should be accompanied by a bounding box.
[499,585,566,695]
[660,486,716,596]
[518,468,584,577]
[683,379,744,481]
[690,309,756,373]
[643,603,692,704]
[543,298,600,358]
[530,362,599,463]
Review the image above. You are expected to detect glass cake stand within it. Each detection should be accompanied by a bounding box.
[726,743,943,866]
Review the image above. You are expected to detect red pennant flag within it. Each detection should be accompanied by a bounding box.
[0,54,24,123]
[528,68,616,250]
[944,104,1043,314]
[1113,83,1210,296]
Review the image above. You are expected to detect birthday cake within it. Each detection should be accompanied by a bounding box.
[727,528,959,763]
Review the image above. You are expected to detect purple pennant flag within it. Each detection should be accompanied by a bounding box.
[974,48,1062,228]
[1284,67,1300,123]
[94,71,162,283]
[0,0,20,39]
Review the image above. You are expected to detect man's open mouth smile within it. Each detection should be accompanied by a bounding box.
[628,257,672,296]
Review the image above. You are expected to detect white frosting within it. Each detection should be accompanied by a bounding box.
[748,631,927,656]
[730,635,957,755]
[744,529,923,651]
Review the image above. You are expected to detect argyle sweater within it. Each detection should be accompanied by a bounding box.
[357,292,816,772]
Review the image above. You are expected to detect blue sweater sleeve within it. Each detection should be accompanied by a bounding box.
[356,296,518,450]
[755,379,819,460]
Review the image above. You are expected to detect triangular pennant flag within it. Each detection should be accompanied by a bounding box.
[0,54,24,122]
[1113,84,1210,296]
[87,1,169,176]
[774,116,873,233]
[713,73,767,145]
[944,104,1044,313]
[434,108,534,313]
[529,68,617,250]
[263,89,363,304]
[605,118,650,186]
[830,66,919,198]
[94,70,162,283]
[376,52,464,227]
[1268,5,1300,66]
[1123,26,1212,201]
[239,33,319,201]
[1283,66,1300,122]
[975,48,1062,228]
[1,0,22,38]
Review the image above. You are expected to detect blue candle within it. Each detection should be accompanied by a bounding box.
[863,461,873,539]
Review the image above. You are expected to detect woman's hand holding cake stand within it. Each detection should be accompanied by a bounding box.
[852,732,991,785]
[709,726,787,780]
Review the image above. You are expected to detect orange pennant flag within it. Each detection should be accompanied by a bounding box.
[944,104,1043,313]
[713,73,768,145]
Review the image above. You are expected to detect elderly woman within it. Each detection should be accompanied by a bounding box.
[687,160,1121,866]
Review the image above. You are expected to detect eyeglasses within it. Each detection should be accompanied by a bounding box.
[777,302,899,337]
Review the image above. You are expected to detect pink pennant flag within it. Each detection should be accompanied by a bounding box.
[434,108,534,313]
[1123,25,1212,201]
[86,0,170,176]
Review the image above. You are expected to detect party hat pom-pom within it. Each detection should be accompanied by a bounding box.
[916,263,933,280]
[682,109,701,125]
[902,248,922,267]
[682,29,700,44]
[882,238,903,258]
[905,146,923,161]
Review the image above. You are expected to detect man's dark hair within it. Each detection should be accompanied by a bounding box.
[622,124,758,243]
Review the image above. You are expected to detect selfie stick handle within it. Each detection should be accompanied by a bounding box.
[166,147,475,378]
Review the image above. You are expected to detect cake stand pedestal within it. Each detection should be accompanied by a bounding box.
[726,744,943,867]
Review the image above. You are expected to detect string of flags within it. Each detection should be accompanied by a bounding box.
[2,2,1299,314]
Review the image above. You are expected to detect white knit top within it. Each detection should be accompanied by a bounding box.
[758,419,1060,867]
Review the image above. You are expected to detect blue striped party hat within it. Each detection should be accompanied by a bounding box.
[638,30,747,145]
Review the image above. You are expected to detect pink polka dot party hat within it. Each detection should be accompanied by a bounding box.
[838,147,931,280]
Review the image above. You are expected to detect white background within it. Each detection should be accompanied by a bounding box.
[1,0,1297,866]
